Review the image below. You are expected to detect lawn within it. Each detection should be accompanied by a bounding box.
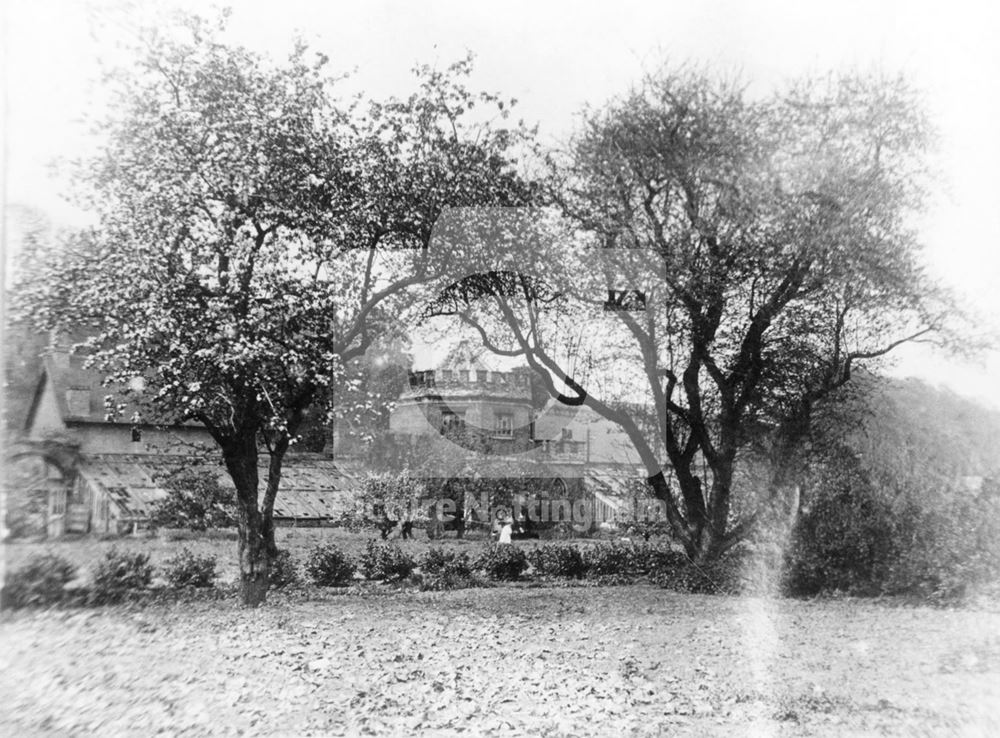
[1,578,999,735]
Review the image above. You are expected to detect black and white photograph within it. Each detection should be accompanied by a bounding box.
[2,1,999,735]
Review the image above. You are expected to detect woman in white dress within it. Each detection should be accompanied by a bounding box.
[497,516,513,544]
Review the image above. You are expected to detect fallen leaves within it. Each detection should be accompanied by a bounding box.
[1,588,999,736]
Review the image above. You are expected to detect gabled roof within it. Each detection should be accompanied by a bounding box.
[31,352,196,428]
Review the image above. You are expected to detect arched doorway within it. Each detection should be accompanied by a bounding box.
[4,441,82,539]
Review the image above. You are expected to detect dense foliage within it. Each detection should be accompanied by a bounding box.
[416,547,475,590]
[91,548,154,604]
[162,548,218,589]
[358,540,416,581]
[475,544,528,581]
[149,469,235,531]
[784,375,1000,600]
[268,550,300,589]
[528,543,588,578]
[786,454,1000,600]
[356,472,427,528]
[581,542,648,580]
[1,554,77,609]
[304,544,356,587]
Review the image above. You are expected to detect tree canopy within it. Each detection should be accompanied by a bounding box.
[13,15,536,604]
[431,68,962,561]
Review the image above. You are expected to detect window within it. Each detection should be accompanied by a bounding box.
[494,413,513,437]
[477,370,488,384]
[561,428,574,441]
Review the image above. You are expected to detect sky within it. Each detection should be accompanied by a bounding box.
[3,0,1000,407]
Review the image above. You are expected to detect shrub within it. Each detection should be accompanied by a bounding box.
[528,544,588,578]
[162,548,217,589]
[269,549,300,589]
[420,547,473,577]
[359,539,415,581]
[882,494,1000,601]
[91,547,153,604]
[648,550,742,595]
[475,544,528,581]
[1,554,77,609]
[417,547,475,590]
[304,543,355,587]
[786,477,900,597]
[582,542,645,580]
[149,468,235,531]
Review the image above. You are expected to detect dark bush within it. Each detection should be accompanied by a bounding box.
[162,548,217,589]
[475,544,528,581]
[419,547,473,578]
[783,468,908,597]
[417,547,475,590]
[528,544,588,578]
[648,550,742,594]
[91,547,153,604]
[782,464,1000,601]
[582,542,645,580]
[359,539,415,581]
[269,549,300,589]
[1,554,77,609]
[304,543,356,587]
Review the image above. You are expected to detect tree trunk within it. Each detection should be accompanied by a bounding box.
[647,470,693,552]
[240,526,270,607]
[223,432,271,607]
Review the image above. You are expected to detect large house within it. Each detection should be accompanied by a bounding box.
[376,340,650,528]
[6,336,652,539]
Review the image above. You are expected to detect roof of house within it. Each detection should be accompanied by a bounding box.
[78,453,362,520]
[31,352,200,429]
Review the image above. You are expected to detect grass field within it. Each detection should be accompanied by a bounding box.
[3,529,1000,736]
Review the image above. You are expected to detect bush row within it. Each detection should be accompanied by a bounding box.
[300,540,742,593]
[3,539,748,608]
[2,546,237,609]
[2,544,314,609]
[3,547,199,609]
